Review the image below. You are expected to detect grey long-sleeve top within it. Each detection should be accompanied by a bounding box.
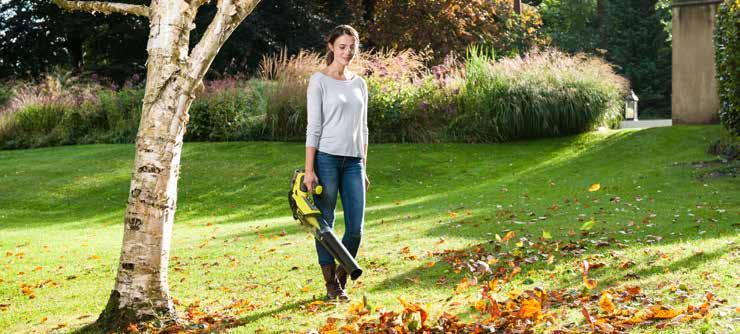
[305,72,369,158]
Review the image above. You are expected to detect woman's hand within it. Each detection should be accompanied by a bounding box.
[304,170,319,194]
[364,174,370,191]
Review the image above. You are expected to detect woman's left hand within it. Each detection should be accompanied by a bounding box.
[364,174,370,191]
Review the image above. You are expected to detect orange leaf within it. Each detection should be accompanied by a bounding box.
[625,286,641,295]
[397,298,428,327]
[518,298,541,319]
[505,300,518,312]
[488,279,499,292]
[347,300,368,316]
[501,231,516,243]
[21,286,33,296]
[599,292,615,314]
[485,294,501,317]
[126,323,139,333]
[473,299,487,312]
[506,266,521,282]
[583,277,598,289]
[650,305,682,319]
[589,262,606,270]
[340,324,358,332]
[320,318,338,333]
[619,260,635,269]
[588,183,601,192]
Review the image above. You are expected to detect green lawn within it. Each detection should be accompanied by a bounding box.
[0,125,737,333]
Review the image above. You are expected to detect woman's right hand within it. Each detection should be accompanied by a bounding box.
[303,170,319,194]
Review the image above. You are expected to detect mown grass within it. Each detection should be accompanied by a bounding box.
[0,125,737,333]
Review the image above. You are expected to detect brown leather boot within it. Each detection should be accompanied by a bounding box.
[335,266,350,301]
[320,264,341,300]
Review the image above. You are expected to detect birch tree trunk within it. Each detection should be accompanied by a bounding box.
[53,0,260,330]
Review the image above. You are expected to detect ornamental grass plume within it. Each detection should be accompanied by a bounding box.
[5,73,101,114]
[259,49,324,141]
[452,47,628,142]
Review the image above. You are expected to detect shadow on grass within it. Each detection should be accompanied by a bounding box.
[1,129,621,231]
[4,126,715,233]
[226,297,318,334]
[68,298,318,334]
[589,244,730,290]
[370,233,735,297]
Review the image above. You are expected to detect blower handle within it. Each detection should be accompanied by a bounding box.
[299,174,323,195]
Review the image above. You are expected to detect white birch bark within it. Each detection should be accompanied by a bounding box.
[53,0,261,329]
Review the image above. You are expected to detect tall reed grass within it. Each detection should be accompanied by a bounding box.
[452,48,627,142]
[259,49,324,141]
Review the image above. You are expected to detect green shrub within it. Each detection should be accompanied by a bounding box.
[714,0,739,135]
[187,82,268,142]
[368,76,454,143]
[451,48,627,142]
[93,87,144,143]
[0,104,70,148]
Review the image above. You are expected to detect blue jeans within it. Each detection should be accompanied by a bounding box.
[314,151,366,265]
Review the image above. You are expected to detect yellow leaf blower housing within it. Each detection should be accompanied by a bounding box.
[289,169,363,280]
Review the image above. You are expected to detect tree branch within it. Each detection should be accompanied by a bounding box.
[185,0,260,87]
[52,0,150,18]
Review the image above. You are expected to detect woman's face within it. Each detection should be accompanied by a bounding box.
[329,34,357,66]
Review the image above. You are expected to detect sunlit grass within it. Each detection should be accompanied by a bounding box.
[0,125,737,333]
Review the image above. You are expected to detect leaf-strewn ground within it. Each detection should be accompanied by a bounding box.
[0,125,737,333]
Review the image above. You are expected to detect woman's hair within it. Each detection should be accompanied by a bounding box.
[325,25,360,66]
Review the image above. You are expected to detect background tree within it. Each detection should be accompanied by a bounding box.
[365,0,544,62]
[1,0,357,83]
[52,0,260,331]
[0,0,148,81]
[538,0,599,53]
[537,0,672,118]
[599,0,671,118]
[198,0,361,77]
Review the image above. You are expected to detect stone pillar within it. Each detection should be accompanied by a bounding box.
[672,0,722,124]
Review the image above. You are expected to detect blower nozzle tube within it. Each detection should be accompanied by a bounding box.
[315,226,363,280]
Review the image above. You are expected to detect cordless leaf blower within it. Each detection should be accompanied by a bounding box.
[288,169,363,280]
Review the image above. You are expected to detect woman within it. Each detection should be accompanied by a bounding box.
[303,25,369,301]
